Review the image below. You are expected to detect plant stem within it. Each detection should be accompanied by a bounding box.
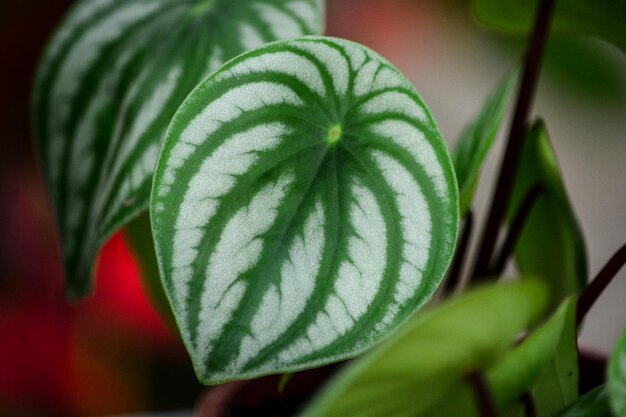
[467,371,499,417]
[490,183,544,276]
[443,210,474,295]
[522,391,537,417]
[470,0,556,282]
[576,242,626,327]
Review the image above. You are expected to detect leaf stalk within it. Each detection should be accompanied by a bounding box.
[470,0,557,282]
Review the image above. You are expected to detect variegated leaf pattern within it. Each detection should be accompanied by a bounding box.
[33,0,324,299]
[151,36,459,384]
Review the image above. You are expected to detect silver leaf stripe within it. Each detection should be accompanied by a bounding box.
[33,0,324,298]
[151,37,459,383]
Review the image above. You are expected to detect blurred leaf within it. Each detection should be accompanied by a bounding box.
[555,386,611,417]
[434,297,578,417]
[472,0,626,53]
[508,121,587,308]
[32,0,325,299]
[453,66,519,216]
[533,296,579,416]
[301,281,549,417]
[124,213,173,324]
[544,36,626,101]
[609,329,626,416]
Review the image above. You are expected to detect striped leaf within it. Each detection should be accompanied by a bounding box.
[151,36,459,384]
[33,0,324,299]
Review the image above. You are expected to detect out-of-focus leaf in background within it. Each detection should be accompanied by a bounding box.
[472,0,626,53]
[555,385,611,417]
[453,66,519,216]
[508,121,587,309]
[608,329,626,416]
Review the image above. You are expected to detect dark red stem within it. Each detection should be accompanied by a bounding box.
[522,392,537,417]
[490,183,544,276]
[577,242,626,327]
[467,371,499,417]
[470,0,556,282]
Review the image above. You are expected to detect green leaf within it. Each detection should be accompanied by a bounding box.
[472,0,626,53]
[300,281,549,417]
[453,66,519,216]
[533,296,579,416]
[609,329,626,416]
[555,386,611,417]
[33,0,324,300]
[433,297,577,417]
[509,121,587,308]
[150,36,460,384]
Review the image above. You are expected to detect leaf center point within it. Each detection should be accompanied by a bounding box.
[327,124,343,145]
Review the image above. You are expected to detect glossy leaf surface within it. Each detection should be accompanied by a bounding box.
[301,281,549,417]
[609,329,626,416]
[151,37,459,384]
[472,0,626,53]
[509,121,587,307]
[555,386,611,417]
[453,67,518,216]
[33,0,324,299]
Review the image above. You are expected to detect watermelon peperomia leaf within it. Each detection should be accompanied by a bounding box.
[300,281,549,417]
[472,0,626,53]
[508,121,587,308]
[33,0,324,299]
[608,329,626,417]
[150,36,459,384]
[453,66,519,216]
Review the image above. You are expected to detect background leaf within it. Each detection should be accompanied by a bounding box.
[33,0,324,299]
[301,281,549,417]
[508,120,587,308]
[555,386,611,417]
[151,36,459,384]
[453,66,519,216]
[608,329,626,416]
[432,297,577,417]
[532,296,579,416]
[472,0,626,53]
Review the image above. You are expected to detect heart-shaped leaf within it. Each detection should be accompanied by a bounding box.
[555,386,611,417]
[609,329,626,416]
[509,121,587,308]
[300,281,549,417]
[33,0,324,299]
[151,36,459,384]
[472,0,626,53]
[453,66,519,216]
